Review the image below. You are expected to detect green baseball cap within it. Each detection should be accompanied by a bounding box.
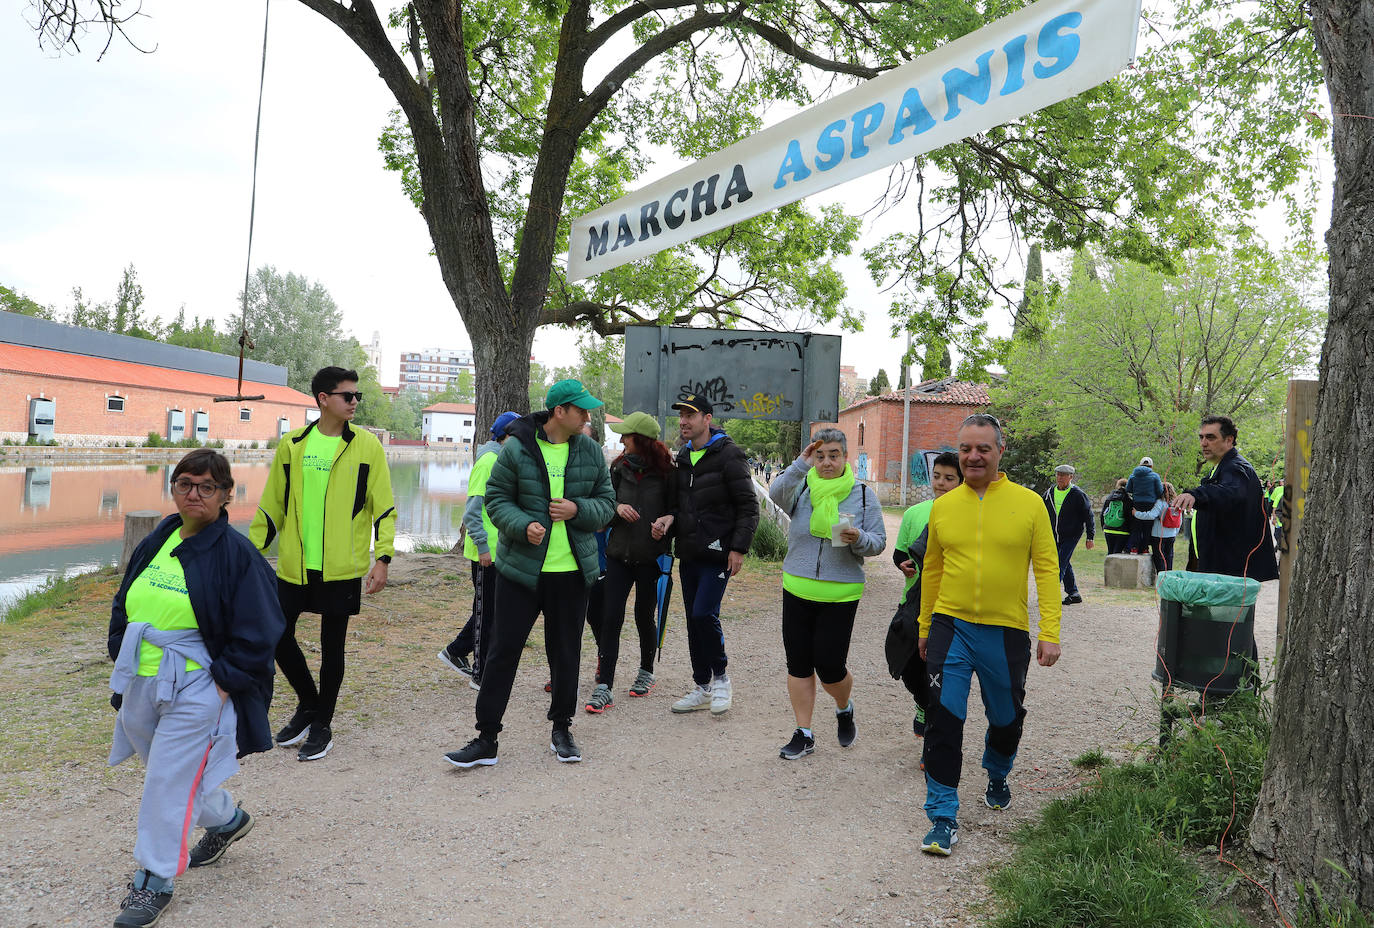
[608,411,659,440]
[545,378,604,410]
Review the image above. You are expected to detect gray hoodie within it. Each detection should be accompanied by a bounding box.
[768,456,886,585]
[463,439,503,555]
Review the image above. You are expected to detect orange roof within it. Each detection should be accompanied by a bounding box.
[422,402,476,414]
[0,343,316,406]
[842,378,993,413]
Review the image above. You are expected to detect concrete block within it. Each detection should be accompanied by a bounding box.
[1104,553,1156,589]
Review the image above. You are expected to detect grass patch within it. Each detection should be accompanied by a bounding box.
[1,572,87,623]
[1070,747,1111,770]
[409,539,456,554]
[990,688,1272,928]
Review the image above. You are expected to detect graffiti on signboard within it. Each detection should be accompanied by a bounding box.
[737,392,789,418]
[678,377,736,413]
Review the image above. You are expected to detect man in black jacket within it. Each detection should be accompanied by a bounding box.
[1043,464,1095,605]
[1174,415,1278,581]
[669,393,759,716]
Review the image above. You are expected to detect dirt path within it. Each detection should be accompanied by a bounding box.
[0,517,1278,927]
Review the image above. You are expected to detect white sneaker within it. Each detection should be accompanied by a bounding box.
[671,684,712,713]
[710,676,732,715]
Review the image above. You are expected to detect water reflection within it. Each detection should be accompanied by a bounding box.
[0,459,470,609]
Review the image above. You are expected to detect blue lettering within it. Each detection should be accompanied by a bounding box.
[888,87,936,144]
[774,140,812,189]
[815,118,847,171]
[942,50,995,121]
[1000,35,1028,96]
[1033,12,1082,79]
[850,103,885,159]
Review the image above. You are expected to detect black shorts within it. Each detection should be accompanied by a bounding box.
[278,571,362,617]
[781,589,859,684]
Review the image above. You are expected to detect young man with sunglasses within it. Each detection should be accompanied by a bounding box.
[251,366,396,762]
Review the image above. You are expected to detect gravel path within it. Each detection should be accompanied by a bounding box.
[0,513,1278,927]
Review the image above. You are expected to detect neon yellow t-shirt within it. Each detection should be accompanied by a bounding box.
[463,450,500,562]
[302,430,342,571]
[1052,487,1069,516]
[690,448,707,467]
[782,573,865,603]
[126,532,203,676]
[537,438,578,572]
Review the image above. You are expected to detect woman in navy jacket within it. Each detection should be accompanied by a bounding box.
[106,449,285,928]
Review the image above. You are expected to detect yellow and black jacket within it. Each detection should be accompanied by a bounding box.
[250,421,396,584]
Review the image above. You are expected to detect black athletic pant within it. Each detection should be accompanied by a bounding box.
[447,560,498,676]
[1104,531,1129,554]
[475,571,588,738]
[597,557,659,689]
[276,611,350,728]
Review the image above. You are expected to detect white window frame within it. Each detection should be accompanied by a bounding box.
[106,395,125,412]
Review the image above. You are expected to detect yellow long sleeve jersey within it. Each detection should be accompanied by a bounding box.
[918,474,1062,643]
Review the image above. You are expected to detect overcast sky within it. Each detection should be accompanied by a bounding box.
[0,4,1329,389]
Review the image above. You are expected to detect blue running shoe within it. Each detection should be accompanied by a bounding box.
[921,818,958,856]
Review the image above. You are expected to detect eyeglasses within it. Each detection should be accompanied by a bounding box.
[171,479,226,498]
[326,391,364,403]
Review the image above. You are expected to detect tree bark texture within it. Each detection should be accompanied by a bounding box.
[1249,0,1374,912]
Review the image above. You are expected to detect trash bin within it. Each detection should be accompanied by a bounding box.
[1152,570,1260,697]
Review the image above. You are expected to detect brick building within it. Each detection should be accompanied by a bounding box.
[1,315,316,446]
[838,377,991,498]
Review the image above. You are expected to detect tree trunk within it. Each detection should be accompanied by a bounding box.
[1249,0,1374,911]
[469,309,537,436]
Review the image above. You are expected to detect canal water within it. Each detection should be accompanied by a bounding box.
[0,459,472,610]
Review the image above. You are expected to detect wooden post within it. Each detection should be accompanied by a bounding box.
[120,511,161,572]
[1277,379,1318,653]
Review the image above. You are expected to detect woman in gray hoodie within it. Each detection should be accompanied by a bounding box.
[767,428,887,759]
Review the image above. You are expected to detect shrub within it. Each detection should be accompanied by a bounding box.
[144,432,167,448]
[749,514,788,561]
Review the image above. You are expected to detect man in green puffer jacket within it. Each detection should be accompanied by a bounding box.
[444,380,616,769]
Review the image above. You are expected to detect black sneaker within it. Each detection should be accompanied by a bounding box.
[1062,594,1083,605]
[188,807,253,867]
[438,647,474,678]
[297,724,333,761]
[985,776,1012,810]
[779,728,815,760]
[836,703,857,747]
[550,727,582,763]
[114,880,172,928]
[445,737,498,768]
[274,707,314,747]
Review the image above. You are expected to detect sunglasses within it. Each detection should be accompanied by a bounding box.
[962,413,1002,428]
[326,391,364,403]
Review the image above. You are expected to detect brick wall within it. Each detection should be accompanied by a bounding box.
[3,373,314,446]
[839,398,982,491]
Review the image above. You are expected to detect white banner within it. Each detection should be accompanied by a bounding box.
[567,0,1141,281]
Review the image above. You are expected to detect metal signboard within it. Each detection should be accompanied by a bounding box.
[623,326,841,431]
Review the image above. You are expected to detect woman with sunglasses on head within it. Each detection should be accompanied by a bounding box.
[584,412,678,713]
[107,449,285,928]
[251,366,397,762]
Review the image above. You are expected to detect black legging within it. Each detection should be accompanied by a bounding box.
[276,611,350,727]
[597,557,660,688]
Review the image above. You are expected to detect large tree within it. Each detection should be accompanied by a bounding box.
[996,247,1324,490]
[1249,0,1374,911]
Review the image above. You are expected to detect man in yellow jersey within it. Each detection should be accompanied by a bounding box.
[252,366,395,763]
[444,380,615,768]
[917,414,1061,855]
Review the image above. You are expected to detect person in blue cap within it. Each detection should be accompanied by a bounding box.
[444,380,616,767]
[439,410,521,689]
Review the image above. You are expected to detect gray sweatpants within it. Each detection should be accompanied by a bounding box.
[110,671,239,880]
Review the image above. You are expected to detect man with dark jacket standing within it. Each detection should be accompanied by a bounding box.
[444,380,616,768]
[1042,464,1095,606]
[1174,415,1279,581]
[669,393,759,716]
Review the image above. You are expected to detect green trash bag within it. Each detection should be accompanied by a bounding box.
[1156,570,1262,607]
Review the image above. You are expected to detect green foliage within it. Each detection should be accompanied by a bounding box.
[990,688,1272,928]
[0,285,56,319]
[1294,867,1374,928]
[239,266,361,395]
[724,419,783,458]
[749,515,788,561]
[1,573,82,624]
[408,540,454,554]
[996,245,1325,492]
[1070,748,1111,770]
[868,369,891,396]
[988,403,1059,494]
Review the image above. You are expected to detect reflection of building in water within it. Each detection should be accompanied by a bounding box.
[1,316,316,446]
[0,465,270,557]
[391,461,471,539]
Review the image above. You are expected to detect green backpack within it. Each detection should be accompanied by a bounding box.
[1103,497,1127,530]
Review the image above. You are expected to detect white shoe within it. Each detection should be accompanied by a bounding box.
[710,676,732,715]
[671,684,712,713]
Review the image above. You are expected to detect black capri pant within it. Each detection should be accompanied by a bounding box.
[781,589,859,684]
